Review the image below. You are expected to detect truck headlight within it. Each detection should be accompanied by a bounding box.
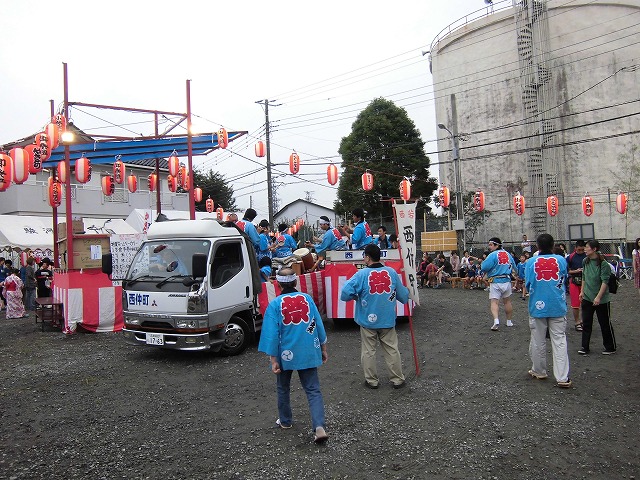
[125,315,141,325]
[176,319,198,329]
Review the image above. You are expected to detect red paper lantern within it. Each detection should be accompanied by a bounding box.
[546,195,559,217]
[439,186,450,208]
[616,192,628,215]
[168,154,180,177]
[35,132,51,161]
[0,153,12,191]
[48,177,62,207]
[57,160,68,183]
[177,164,186,187]
[53,114,67,134]
[101,176,115,196]
[194,187,203,203]
[183,173,191,191]
[45,123,60,150]
[218,128,229,149]
[327,164,338,185]
[513,192,525,216]
[127,174,137,193]
[75,156,92,184]
[148,173,157,192]
[113,159,125,184]
[289,152,300,174]
[582,194,594,216]
[24,144,43,174]
[167,175,177,193]
[255,141,266,157]
[19,251,29,267]
[399,178,411,201]
[216,207,224,220]
[206,197,214,213]
[361,171,374,191]
[9,147,29,184]
[474,191,485,212]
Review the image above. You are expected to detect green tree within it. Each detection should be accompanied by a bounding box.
[612,144,638,240]
[335,98,437,222]
[191,169,238,212]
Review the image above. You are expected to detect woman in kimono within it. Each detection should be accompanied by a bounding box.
[2,268,28,318]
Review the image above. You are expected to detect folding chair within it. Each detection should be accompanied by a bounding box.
[616,247,634,280]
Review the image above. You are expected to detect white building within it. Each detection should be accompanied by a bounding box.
[430,0,640,243]
[274,199,338,230]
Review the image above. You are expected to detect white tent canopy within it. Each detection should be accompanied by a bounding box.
[0,215,137,250]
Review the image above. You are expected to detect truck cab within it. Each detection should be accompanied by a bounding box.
[106,219,262,354]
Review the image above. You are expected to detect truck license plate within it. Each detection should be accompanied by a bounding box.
[146,333,164,345]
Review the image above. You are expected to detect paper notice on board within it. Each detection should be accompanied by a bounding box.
[90,244,103,260]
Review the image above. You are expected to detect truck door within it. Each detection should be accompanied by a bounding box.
[209,240,253,318]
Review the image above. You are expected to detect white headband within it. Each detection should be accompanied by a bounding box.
[276,274,297,283]
[318,218,330,225]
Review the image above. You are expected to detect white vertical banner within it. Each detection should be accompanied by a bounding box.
[393,202,420,306]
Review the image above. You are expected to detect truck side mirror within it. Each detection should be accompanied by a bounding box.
[192,253,207,278]
[102,253,113,275]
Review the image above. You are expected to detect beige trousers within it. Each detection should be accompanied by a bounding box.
[360,326,405,386]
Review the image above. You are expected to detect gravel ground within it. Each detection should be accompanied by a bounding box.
[1,281,639,480]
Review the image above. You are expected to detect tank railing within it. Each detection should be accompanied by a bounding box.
[429,0,513,53]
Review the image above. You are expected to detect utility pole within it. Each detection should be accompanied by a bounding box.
[256,99,281,226]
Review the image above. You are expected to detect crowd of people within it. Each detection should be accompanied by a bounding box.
[0,254,54,319]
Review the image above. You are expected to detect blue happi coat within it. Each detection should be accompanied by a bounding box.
[481,249,517,283]
[313,228,347,256]
[258,291,327,370]
[340,264,409,329]
[525,254,568,318]
[351,221,373,250]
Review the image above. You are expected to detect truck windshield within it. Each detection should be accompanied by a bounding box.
[126,240,211,281]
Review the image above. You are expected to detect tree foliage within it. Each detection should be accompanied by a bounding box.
[335,98,437,222]
[191,169,238,212]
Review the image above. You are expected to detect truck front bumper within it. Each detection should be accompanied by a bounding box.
[122,328,225,351]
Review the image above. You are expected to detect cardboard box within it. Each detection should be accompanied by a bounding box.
[57,220,85,239]
[57,234,110,269]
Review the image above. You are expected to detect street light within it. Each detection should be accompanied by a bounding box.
[438,123,463,223]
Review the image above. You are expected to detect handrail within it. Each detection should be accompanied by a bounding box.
[429,0,514,53]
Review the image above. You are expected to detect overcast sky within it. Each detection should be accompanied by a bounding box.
[0,0,498,219]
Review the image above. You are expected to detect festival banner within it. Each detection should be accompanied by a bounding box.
[393,201,419,306]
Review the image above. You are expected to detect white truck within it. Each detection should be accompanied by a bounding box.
[102,219,263,354]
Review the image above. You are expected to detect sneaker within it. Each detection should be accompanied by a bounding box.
[577,348,589,355]
[602,350,616,355]
[391,381,406,390]
[556,379,573,388]
[490,323,499,331]
[275,418,292,429]
[364,381,379,390]
[506,320,514,327]
[314,426,329,444]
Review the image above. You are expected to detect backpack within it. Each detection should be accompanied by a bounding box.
[598,260,619,294]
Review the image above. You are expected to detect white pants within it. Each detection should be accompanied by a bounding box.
[528,316,570,383]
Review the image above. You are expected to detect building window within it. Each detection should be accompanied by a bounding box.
[568,223,594,241]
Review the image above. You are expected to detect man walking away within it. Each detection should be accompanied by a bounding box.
[525,234,571,388]
[340,244,410,389]
[481,237,517,331]
[258,267,329,444]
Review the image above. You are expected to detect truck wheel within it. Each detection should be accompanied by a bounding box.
[221,316,250,356]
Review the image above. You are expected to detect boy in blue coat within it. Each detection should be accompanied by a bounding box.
[258,267,329,444]
[340,244,410,389]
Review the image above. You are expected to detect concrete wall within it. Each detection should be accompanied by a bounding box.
[0,165,189,218]
[431,0,640,242]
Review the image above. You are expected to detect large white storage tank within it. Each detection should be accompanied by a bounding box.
[430,0,640,246]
